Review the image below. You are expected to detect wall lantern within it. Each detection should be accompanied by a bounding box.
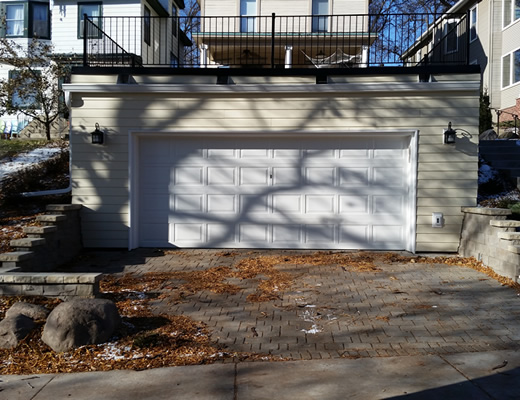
[443,122,456,144]
[91,123,104,144]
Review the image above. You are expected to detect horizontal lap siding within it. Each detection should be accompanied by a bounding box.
[70,82,479,251]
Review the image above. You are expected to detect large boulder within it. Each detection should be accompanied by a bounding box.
[6,302,50,321]
[0,314,35,349]
[42,299,121,352]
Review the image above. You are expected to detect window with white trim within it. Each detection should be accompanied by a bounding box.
[503,0,520,27]
[470,6,477,42]
[502,48,520,88]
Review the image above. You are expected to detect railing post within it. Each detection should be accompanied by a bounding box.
[83,14,88,67]
[465,10,470,65]
[271,13,275,69]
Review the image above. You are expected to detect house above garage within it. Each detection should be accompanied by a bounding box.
[63,1,481,253]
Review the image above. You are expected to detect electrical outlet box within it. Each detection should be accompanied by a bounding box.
[432,212,444,228]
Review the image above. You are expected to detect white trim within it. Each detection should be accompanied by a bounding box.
[501,46,520,89]
[469,5,478,43]
[128,129,418,252]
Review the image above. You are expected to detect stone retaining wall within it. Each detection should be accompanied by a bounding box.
[0,273,101,299]
[459,207,520,281]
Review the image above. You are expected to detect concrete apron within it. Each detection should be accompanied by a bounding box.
[2,350,520,400]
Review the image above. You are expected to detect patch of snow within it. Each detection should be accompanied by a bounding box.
[301,324,322,334]
[0,147,62,181]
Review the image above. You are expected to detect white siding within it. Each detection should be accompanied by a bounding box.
[52,0,142,55]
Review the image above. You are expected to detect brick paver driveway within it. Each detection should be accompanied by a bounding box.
[72,249,520,360]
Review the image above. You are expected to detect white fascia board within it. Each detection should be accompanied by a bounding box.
[64,81,481,96]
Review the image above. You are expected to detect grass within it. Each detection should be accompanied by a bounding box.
[0,139,51,160]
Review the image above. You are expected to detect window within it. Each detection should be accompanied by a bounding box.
[240,0,256,33]
[1,1,50,39]
[502,48,520,88]
[470,6,477,42]
[144,6,151,45]
[8,70,40,109]
[444,20,458,54]
[503,0,520,27]
[78,2,102,39]
[312,0,329,33]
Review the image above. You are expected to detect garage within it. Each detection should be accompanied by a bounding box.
[135,132,416,250]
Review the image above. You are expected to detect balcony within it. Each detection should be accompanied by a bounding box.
[81,13,470,69]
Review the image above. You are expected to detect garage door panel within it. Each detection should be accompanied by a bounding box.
[240,167,269,185]
[305,168,335,185]
[208,167,236,185]
[373,196,404,215]
[171,223,204,243]
[339,168,370,186]
[305,225,335,243]
[173,194,204,212]
[207,194,236,213]
[273,225,302,243]
[339,196,369,214]
[373,167,406,187]
[240,194,269,213]
[305,195,335,213]
[273,167,301,186]
[174,167,204,185]
[138,135,412,249]
[373,225,404,244]
[339,225,369,245]
[273,194,302,213]
[239,224,269,242]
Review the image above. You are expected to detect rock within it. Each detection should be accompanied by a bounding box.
[0,314,35,349]
[479,129,497,140]
[42,299,121,353]
[5,302,50,321]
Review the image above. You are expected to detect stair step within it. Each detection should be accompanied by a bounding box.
[10,238,46,248]
[36,214,67,223]
[498,232,520,241]
[0,251,34,262]
[490,220,520,228]
[508,245,520,254]
[46,204,82,212]
[23,226,58,235]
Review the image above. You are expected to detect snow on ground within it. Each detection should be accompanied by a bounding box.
[0,148,61,181]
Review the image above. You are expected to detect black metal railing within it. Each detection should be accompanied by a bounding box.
[82,13,469,68]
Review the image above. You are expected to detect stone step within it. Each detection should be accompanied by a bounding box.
[490,220,520,228]
[46,204,82,212]
[10,238,46,248]
[0,251,34,263]
[36,214,67,225]
[509,245,520,254]
[0,251,34,270]
[23,225,58,236]
[498,232,520,241]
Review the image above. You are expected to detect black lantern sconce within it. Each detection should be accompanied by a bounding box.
[443,122,456,144]
[91,123,104,145]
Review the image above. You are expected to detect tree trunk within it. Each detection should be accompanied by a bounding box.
[46,122,51,141]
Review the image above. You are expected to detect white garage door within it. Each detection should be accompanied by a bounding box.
[138,134,413,250]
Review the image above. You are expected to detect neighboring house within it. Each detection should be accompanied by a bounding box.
[0,0,189,136]
[404,0,520,122]
[63,0,481,254]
